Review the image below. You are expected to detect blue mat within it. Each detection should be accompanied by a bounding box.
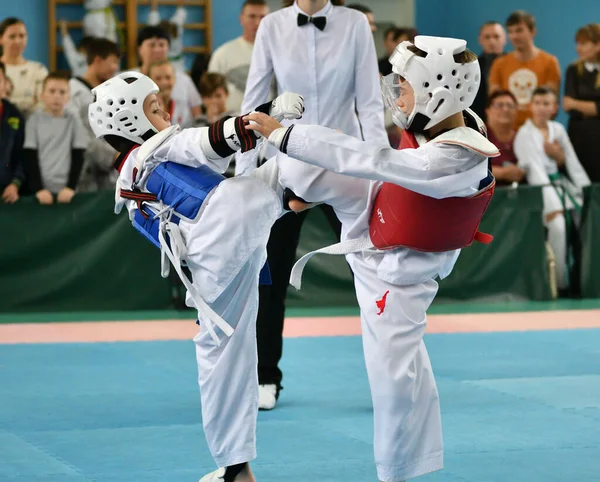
[1,329,600,481]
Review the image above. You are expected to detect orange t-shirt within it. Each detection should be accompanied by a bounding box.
[489,50,561,128]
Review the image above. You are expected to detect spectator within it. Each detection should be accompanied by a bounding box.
[148,60,194,128]
[472,21,506,121]
[516,87,590,204]
[485,90,525,186]
[379,27,400,75]
[378,27,417,76]
[0,61,24,203]
[194,72,234,125]
[208,0,271,113]
[346,4,376,32]
[515,87,591,291]
[489,10,561,128]
[59,21,95,77]
[23,72,87,205]
[148,0,187,72]
[193,72,237,176]
[563,23,600,183]
[136,25,202,118]
[190,51,211,89]
[0,17,48,117]
[68,38,120,192]
[241,0,387,410]
[402,26,418,43]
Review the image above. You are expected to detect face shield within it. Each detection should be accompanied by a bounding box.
[381,72,411,129]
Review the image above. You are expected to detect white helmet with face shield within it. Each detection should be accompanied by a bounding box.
[88,71,161,152]
[381,35,481,132]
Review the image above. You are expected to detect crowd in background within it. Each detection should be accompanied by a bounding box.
[0,0,599,299]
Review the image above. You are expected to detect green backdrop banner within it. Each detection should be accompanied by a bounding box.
[1,184,595,314]
[1,194,172,312]
[581,185,600,298]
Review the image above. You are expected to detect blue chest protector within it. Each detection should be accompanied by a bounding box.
[126,161,271,285]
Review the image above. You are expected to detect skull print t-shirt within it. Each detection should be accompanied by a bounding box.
[488,50,561,128]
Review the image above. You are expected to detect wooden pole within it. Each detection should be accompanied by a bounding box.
[205,0,212,54]
[48,0,58,71]
[126,0,138,69]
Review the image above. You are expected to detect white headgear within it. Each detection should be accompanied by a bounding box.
[88,71,160,145]
[381,36,481,131]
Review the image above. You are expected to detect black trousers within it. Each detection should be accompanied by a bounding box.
[257,204,342,387]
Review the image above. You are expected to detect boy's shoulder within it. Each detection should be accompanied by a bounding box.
[549,119,567,134]
[26,108,46,121]
[63,107,80,120]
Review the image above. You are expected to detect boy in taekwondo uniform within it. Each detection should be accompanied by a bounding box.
[88,70,306,482]
[245,36,499,482]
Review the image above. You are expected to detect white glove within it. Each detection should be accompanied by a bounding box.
[270,93,305,121]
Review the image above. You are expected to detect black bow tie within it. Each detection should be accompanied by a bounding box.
[297,13,327,31]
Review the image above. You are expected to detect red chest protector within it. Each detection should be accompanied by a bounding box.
[368,131,496,252]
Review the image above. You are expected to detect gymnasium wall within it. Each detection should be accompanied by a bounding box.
[8,0,417,70]
[4,0,247,70]
[9,0,595,75]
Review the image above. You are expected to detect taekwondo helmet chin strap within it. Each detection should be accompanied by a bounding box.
[380,35,481,132]
[88,71,161,146]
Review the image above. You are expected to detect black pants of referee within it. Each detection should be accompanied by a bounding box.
[256,204,342,389]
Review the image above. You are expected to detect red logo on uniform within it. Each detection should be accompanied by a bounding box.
[376,290,390,316]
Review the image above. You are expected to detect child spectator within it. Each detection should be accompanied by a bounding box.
[515,87,591,291]
[23,72,87,204]
[0,61,25,203]
[148,60,194,128]
[194,72,237,177]
[59,21,96,77]
[515,87,590,204]
[68,38,121,192]
[148,0,187,72]
[194,72,235,126]
[136,25,202,118]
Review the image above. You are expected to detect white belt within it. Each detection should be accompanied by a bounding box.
[289,237,374,290]
[156,209,234,345]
